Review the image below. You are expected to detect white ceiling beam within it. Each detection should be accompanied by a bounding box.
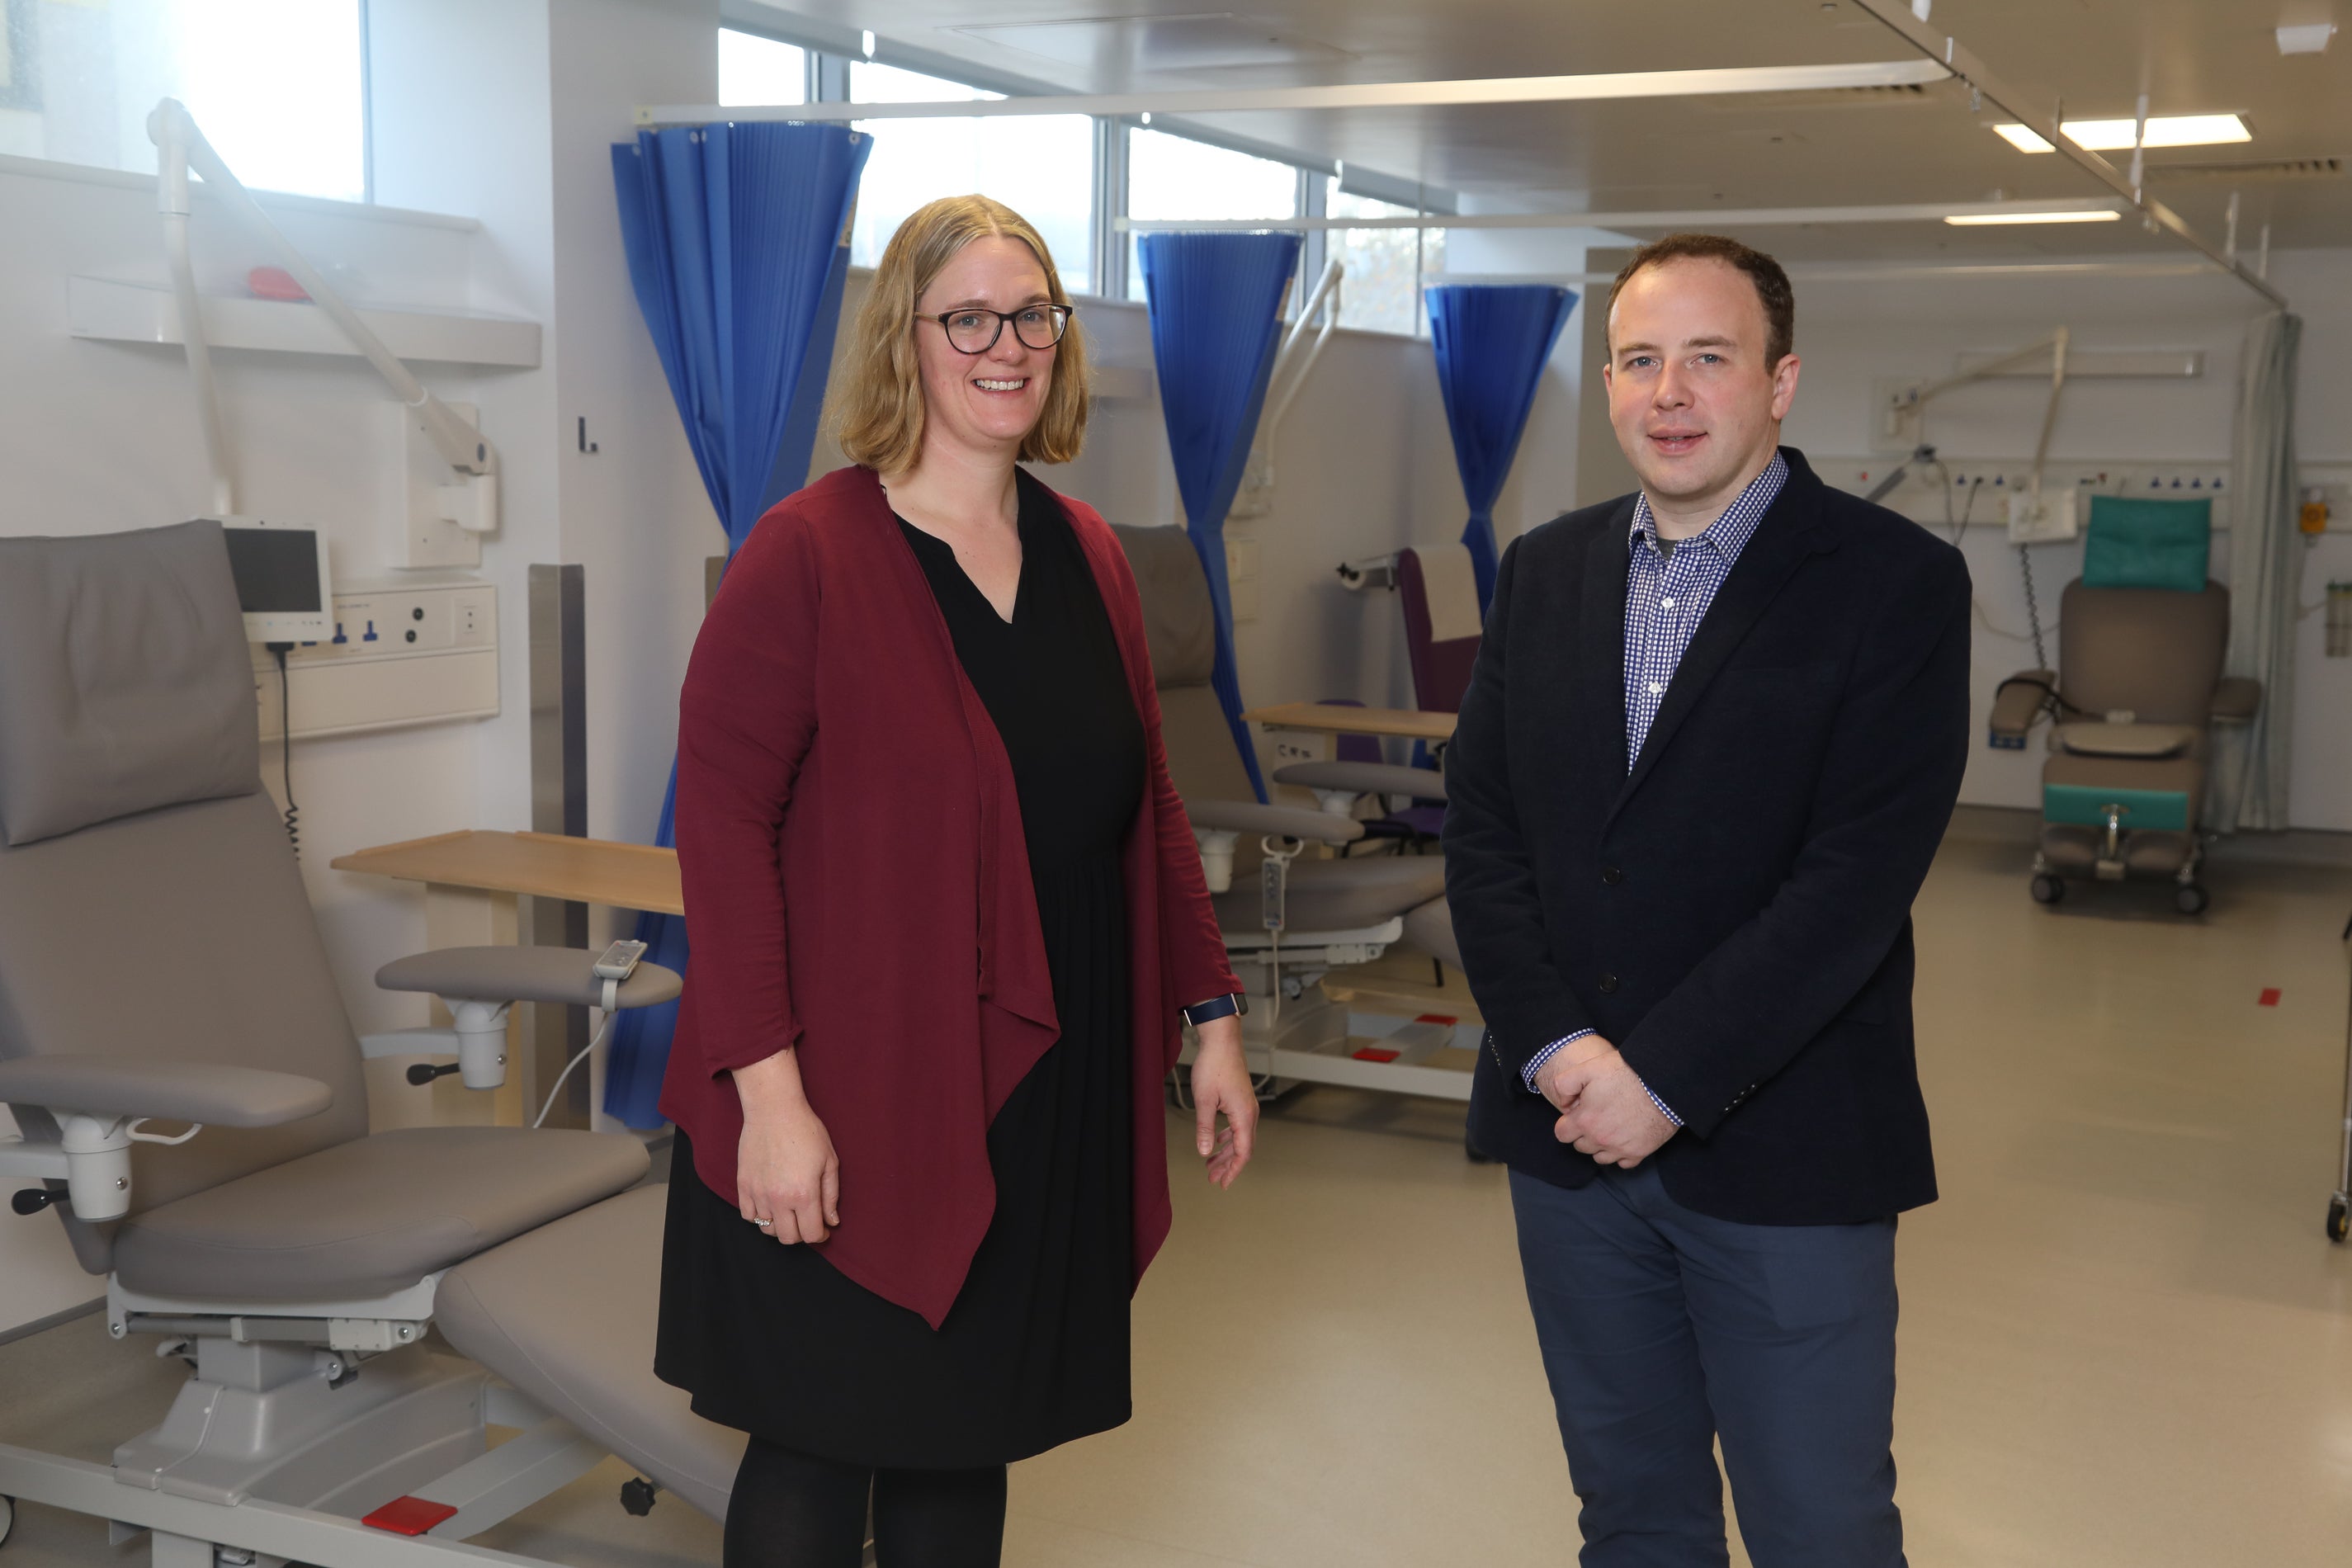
[1112,197,2121,234]
[1443,259,2227,286]
[1847,0,2285,308]
[637,58,1948,125]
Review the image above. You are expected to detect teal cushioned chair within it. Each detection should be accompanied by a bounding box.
[1985,496,2260,913]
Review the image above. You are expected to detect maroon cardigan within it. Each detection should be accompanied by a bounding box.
[658,465,1240,1329]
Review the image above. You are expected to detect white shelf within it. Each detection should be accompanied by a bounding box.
[68,276,541,369]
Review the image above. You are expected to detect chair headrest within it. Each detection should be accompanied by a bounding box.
[1399,545,1484,645]
[0,521,261,847]
[2083,495,2212,593]
[1109,522,1216,686]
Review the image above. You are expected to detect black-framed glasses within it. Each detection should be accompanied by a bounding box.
[921,304,1074,354]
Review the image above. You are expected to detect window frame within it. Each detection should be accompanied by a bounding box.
[721,18,1462,335]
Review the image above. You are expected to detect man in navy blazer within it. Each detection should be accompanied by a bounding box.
[1444,234,1970,1566]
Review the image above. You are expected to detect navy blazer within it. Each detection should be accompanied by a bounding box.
[1445,448,1971,1225]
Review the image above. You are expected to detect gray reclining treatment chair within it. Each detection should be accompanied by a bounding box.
[0,522,741,1567]
[1986,498,2260,913]
[1112,524,1466,1100]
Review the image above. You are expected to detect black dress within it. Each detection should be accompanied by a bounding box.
[656,470,1147,1470]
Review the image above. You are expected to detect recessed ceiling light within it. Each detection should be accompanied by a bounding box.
[2278,22,2335,54]
[1943,209,2123,225]
[1994,114,2251,153]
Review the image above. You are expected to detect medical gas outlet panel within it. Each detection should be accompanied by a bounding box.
[254,578,498,741]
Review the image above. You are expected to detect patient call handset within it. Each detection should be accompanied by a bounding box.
[593,940,647,981]
[594,939,646,1014]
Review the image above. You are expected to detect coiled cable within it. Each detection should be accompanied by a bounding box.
[270,645,299,859]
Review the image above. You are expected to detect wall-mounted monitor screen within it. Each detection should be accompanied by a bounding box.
[218,517,333,643]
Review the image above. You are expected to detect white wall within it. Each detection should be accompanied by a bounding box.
[1777,249,2352,828]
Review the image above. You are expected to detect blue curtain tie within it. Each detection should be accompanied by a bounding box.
[1139,232,1303,801]
[1426,284,1578,612]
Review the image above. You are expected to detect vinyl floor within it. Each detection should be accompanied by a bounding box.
[5,828,2351,1566]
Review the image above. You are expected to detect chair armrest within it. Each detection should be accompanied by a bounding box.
[0,1056,332,1128]
[375,947,683,1009]
[2211,676,2262,722]
[1988,669,2059,738]
[1272,761,1447,802]
[1185,798,1366,846]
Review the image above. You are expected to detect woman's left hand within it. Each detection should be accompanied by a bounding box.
[1189,1016,1258,1188]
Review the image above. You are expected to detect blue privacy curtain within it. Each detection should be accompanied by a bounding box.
[1425,285,1577,611]
[1138,231,1302,801]
[600,121,869,1128]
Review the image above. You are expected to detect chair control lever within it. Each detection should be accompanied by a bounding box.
[406,1062,463,1087]
[12,1188,61,1216]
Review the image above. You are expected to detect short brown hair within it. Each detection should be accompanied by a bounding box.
[1607,233,1796,370]
[828,194,1091,475]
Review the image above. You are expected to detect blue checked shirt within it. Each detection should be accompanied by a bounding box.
[1523,454,1790,1124]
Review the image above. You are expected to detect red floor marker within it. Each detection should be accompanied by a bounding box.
[1353,1046,1401,1063]
[2260,988,2282,1007]
[363,1498,459,1536]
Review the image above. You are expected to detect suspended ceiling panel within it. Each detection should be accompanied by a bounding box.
[734,0,2352,253]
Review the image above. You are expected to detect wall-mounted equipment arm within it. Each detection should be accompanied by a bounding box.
[1873,328,2071,503]
[146,99,501,533]
[1263,258,1343,439]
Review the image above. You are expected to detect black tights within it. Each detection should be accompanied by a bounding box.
[724,1436,1007,1568]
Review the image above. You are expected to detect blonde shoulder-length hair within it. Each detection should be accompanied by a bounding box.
[828,194,1091,475]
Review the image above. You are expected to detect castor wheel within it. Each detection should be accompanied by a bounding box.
[2175,883,2210,915]
[2330,1198,2349,1244]
[2030,873,2065,904]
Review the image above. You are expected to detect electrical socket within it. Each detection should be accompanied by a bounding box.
[1871,378,1925,455]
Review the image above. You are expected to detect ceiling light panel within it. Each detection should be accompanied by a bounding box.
[1943,209,2123,225]
[1995,114,2251,153]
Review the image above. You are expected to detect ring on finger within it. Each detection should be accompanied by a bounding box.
[751,1217,774,1231]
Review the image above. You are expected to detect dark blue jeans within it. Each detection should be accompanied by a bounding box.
[1509,1164,1906,1568]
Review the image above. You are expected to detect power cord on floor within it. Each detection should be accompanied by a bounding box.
[267,644,298,859]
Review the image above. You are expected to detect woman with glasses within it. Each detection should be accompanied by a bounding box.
[653,193,1259,1568]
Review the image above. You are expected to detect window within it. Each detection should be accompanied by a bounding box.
[1325,183,1445,337]
[1125,128,1299,301]
[0,0,366,201]
[718,29,806,107]
[847,61,1093,286]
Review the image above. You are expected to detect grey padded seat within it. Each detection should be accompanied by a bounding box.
[436,1185,741,1523]
[114,1126,650,1301]
[1111,520,1447,932]
[1402,899,1461,971]
[1212,855,1447,934]
[2053,721,2199,759]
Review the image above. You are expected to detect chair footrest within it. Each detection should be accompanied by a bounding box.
[2043,783,2191,833]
